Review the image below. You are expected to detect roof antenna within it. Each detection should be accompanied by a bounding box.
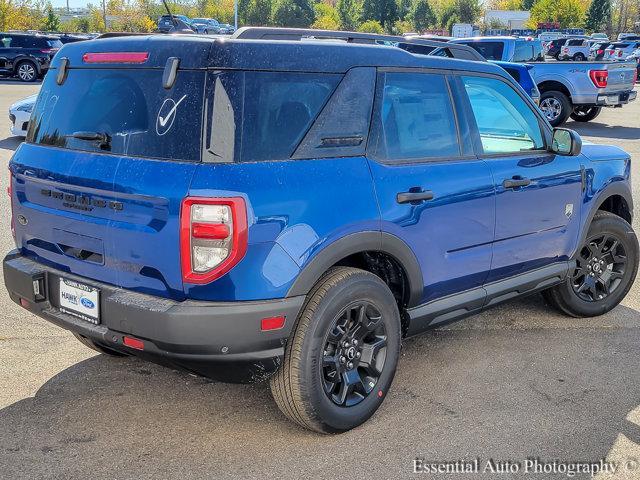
[161,0,194,34]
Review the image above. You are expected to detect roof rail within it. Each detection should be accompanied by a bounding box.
[232,27,486,62]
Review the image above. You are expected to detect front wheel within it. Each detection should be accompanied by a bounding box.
[16,61,37,82]
[539,90,572,127]
[573,53,586,61]
[543,211,639,317]
[570,106,602,122]
[270,267,401,433]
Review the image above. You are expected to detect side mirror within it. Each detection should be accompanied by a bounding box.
[551,128,582,156]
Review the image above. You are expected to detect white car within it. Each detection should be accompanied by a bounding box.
[9,94,36,137]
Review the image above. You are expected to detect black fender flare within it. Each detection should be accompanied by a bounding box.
[286,231,423,308]
[577,181,634,249]
[13,55,41,74]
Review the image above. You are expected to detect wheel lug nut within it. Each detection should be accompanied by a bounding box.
[352,339,358,346]
[343,341,349,348]
[356,351,361,358]
[340,356,346,364]
[347,362,353,369]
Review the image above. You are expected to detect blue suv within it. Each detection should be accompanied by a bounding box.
[4,31,638,433]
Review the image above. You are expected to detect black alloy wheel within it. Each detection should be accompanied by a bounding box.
[321,302,387,407]
[571,233,627,302]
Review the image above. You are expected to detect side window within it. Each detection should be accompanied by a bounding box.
[10,36,25,48]
[462,75,545,155]
[0,36,11,48]
[461,41,504,60]
[513,41,534,62]
[373,72,460,161]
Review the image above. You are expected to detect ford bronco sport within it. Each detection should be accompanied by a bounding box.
[4,30,638,434]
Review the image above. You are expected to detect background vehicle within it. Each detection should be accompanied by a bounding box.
[191,18,221,34]
[157,14,194,33]
[5,29,638,434]
[559,38,593,61]
[618,33,640,41]
[57,33,91,44]
[451,23,474,38]
[589,41,612,60]
[451,36,545,62]
[545,37,569,58]
[218,23,235,34]
[0,32,61,81]
[605,42,640,60]
[492,60,541,103]
[590,33,609,41]
[8,93,36,137]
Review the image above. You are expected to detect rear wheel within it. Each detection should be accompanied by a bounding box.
[73,333,128,356]
[573,53,586,61]
[16,61,37,82]
[570,106,602,122]
[270,267,401,433]
[539,90,572,127]
[543,212,639,317]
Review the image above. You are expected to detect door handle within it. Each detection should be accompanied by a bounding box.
[396,189,434,204]
[502,177,531,189]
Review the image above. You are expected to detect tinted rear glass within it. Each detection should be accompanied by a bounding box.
[28,69,204,161]
[460,41,504,60]
[204,71,340,162]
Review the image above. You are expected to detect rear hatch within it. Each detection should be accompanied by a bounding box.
[10,36,211,300]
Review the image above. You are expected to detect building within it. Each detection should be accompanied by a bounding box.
[484,10,531,30]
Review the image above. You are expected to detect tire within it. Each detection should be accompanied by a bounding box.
[573,53,586,61]
[270,267,401,433]
[73,333,128,357]
[539,90,572,127]
[570,106,602,122]
[543,211,639,317]
[15,60,38,82]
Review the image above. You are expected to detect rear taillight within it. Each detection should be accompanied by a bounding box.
[562,47,568,53]
[618,50,623,57]
[82,52,149,64]
[597,49,603,55]
[8,168,14,239]
[633,69,638,84]
[589,69,608,88]
[180,197,248,284]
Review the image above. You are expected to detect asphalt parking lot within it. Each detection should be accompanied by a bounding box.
[0,81,639,479]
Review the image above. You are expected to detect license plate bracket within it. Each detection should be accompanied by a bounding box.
[59,278,100,324]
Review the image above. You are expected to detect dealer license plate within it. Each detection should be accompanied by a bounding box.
[59,278,100,324]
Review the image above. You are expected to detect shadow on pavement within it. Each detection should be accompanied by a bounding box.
[0,137,22,152]
[569,121,640,140]
[1,298,640,478]
[0,78,42,86]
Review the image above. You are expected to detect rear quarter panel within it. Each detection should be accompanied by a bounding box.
[186,157,380,301]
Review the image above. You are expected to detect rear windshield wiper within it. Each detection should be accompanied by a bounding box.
[68,131,111,150]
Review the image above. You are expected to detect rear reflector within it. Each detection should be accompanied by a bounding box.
[20,298,29,308]
[123,336,144,350]
[261,316,286,331]
[82,52,149,64]
[192,223,230,240]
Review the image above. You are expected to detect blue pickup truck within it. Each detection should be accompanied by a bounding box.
[4,32,638,434]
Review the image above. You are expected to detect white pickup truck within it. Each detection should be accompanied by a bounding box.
[558,38,594,61]
[452,37,638,126]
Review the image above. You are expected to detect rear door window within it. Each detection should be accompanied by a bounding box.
[460,41,504,60]
[204,71,340,162]
[371,72,460,161]
[28,68,204,161]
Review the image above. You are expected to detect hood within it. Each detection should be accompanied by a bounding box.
[10,94,38,111]
[581,142,631,162]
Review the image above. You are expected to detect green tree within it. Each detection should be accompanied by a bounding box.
[313,2,339,29]
[357,18,384,31]
[584,0,610,32]
[410,0,436,31]
[337,0,360,30]
[42,4,60,31]
[361,0,398,28]
[456,0,481,24]
[528,0,585,28]
[245,0,273,25]
[522,0,535,9]
[272,0,315,27]
[439,2,458,29]
[397,0,412,21]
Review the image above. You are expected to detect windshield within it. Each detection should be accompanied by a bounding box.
[459,41,504,60]
[28,68,204,161]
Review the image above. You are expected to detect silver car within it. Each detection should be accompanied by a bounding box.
[604,41,640,60]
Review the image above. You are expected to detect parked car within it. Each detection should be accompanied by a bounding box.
[0,32,62,82]
[545,37,569,58]
[157,14,194,33]
[558,38,593,60]
[451,36,545,62]
[6,30,639,434]
[8,93,36,137]
[589,41,612,60]
[191,18,221,34]
[626,48,640,80]
[218,23,235,34]
[492,60,541,103]
[617,33,640,41]
[590,33,609,41]
[57,33,91,44]
[604,42,640,60]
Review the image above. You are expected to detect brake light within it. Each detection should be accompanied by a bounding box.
[633,69,638,84]
[562,47,568,53]
[589,69,608,88]
[618,50,623,57]
[180,197,248,284]
[40,48,56,54]
[8,168,14,239]
[597,49,603,55]
[82,52,149,64]
[123,336,144,350]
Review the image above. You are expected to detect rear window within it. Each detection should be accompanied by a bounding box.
[460,41,504,60]
[513,40,544,62]
[28,69,204,161]
[204,71,340,162]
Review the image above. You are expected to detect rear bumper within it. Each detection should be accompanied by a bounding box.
[596,90,637,106]
[3,251,305,383]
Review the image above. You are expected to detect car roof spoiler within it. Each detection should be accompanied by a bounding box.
[232,27,486,62]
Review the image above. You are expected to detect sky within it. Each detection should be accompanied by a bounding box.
[51,0,95,9]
